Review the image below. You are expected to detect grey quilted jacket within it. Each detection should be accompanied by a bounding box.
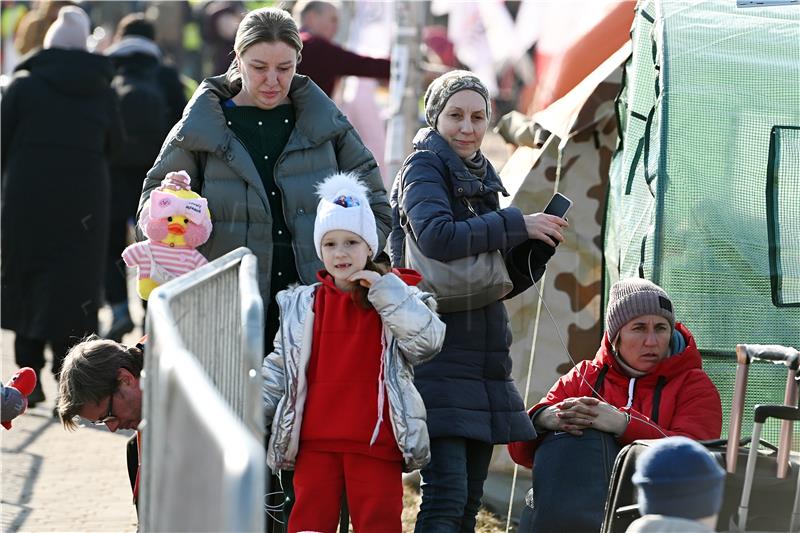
[261,272,445,472]
[136,74,391,306]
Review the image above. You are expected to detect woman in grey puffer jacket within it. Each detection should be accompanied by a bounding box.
[136,8,390,345]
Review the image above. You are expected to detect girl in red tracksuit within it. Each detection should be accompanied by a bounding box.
[261,173,445,533]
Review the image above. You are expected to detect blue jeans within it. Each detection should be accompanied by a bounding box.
[414,437,494,533]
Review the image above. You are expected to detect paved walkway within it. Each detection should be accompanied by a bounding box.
[1,322,141,532]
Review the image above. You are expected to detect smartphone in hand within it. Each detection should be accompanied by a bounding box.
[544,192,572,219]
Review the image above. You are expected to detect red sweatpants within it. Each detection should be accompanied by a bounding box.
[288,450,402,533]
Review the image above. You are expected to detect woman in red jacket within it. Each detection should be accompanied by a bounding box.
[508,278,722,532]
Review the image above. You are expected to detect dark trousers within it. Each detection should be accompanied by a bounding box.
[105,217,129,306]
[414,437,494,533]
[14,335,71,378]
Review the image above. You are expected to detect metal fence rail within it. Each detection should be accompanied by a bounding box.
[140,247,265,532]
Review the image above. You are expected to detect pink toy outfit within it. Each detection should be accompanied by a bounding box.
[122,241,207,284]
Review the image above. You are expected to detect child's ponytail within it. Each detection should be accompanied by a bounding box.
[351,258,390,310]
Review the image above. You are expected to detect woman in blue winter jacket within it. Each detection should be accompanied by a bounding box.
[390,70,568,532]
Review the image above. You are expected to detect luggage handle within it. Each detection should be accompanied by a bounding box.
[754,404,800,424]
[736,344,800,369]
[728,345,800,476]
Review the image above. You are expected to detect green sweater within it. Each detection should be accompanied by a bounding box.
[223,102,298,339]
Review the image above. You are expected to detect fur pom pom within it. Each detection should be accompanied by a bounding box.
[315,172,370,205]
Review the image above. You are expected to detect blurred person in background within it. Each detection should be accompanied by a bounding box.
[200,0,245,76]
[144,1,192,70]
[101,12,187,342]
[293,0,390,98]
[1,5,123,408]
[13,0,74,56]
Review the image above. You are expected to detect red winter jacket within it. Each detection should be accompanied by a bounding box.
[508,323,722,468]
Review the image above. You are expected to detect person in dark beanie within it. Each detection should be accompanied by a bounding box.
[2,5,123,409]
[628,436,725,532]
[508,278,722,533]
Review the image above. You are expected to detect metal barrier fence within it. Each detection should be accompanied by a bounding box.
[140,247,265,532]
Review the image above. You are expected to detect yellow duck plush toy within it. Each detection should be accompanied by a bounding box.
[122,171,212,300]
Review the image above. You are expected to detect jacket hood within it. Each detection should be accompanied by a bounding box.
[14,48,114,98]
[411,127,509,197]
[105,36,161,60]
[175,74,351,157]
[597,322,701,381]
[109,51,159,77]
[393,267,422,286]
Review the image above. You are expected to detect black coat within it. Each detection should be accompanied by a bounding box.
[109,52,169,219]
[1,48,123,341]
[391,128,554,443]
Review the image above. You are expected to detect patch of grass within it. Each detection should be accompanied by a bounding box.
[336,482,510,532]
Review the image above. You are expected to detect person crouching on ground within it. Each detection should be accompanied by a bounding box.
[261,172,445,533]
[508,278,722,533]
[56,337,145,509]
[628,436,726,532]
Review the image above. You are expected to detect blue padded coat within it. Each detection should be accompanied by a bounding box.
[390,128,554,443]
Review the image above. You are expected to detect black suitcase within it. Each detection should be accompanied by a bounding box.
[602,343,800,533]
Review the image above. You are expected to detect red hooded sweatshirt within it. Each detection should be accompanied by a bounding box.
[300,269,422,461]
[508,323,722,468]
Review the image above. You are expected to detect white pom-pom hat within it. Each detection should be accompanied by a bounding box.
[313,172,378,260]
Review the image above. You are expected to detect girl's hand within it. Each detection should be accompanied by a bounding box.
[348,270,382,288]
[523,213,568,247]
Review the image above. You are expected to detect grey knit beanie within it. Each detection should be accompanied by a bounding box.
[606,278,675,342]
[424,70,491,129]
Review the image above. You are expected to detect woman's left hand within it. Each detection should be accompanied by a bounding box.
[348,270,382,288]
